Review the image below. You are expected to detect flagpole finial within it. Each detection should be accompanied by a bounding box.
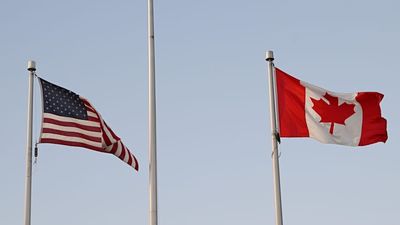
[27,60,36,71]
[266,51,274,62]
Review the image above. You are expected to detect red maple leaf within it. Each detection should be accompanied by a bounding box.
[311,93,355,134]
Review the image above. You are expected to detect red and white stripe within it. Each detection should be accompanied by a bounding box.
[40,97,139,170]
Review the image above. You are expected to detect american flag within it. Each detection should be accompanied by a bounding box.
[38,78,139,170]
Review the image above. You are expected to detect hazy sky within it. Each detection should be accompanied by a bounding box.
[1,0,399,225]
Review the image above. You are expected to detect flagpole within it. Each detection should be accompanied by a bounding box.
[266,51,284,225]
[24,60,36,225]
[147,0,158,224]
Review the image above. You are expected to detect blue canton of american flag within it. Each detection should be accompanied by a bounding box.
[39,78,138,170]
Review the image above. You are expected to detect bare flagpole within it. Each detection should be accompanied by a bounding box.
[265,51,284,225]
[147,0,158,224]
[24,60,36,225]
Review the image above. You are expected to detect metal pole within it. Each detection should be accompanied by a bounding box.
[266,51,283,225]
[24,60,36,225]
[147,0,158,224]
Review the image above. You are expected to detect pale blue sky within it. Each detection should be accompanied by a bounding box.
[1,0,399,225]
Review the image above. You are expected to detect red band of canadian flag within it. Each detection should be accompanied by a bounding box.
[275,68,387,146]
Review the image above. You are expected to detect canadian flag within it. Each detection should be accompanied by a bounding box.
[275,68,388,146]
